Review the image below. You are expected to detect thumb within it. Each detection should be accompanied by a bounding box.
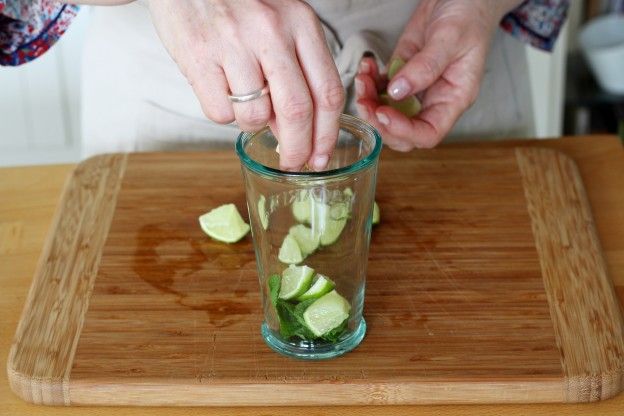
[388,33,455,100]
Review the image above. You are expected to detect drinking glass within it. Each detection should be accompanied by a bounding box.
[236,114,382,359]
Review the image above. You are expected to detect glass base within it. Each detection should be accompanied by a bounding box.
[261,319,366,360]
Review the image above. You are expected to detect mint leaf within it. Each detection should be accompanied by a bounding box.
[276,300,315,340]
[321,319,348,343]
[268,274,281,307]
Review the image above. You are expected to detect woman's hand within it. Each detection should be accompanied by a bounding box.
[148,0,345,170]
[355,0,522,151]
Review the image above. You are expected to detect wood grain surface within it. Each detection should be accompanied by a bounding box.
[2,136,624,413]
[6,155,127,405]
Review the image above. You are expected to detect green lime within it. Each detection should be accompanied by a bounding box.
[198,204,250,243]
[279,264,315,300]
[319,217,347,246]
[372,201,380,225]
[258,195,269,230]
[278,234,304,265]
[292,190,312,223]
[379,93,421,118]
[296,274,335,301]
[303,290,351,337]
[387,57,406,80]
[329,202,349,220]
[288,224,320,257]
[308,201,347,246]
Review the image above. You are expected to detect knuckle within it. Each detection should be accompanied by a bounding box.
[281,148,310,167]
[294,1,317,19]
[201,103,233,124]
[418,134,441,149]
[317,84,345,112]
[239,102,271,127]
[280,97,313,123]
[420,55,442,79]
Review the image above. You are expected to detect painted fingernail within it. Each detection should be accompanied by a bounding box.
[363,51,375,58]
[388,77,411,100]
[376,111,390,126]
[354,78,364,96]
[313,154,329,171]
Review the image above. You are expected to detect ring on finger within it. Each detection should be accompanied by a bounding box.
[228,83,270,103]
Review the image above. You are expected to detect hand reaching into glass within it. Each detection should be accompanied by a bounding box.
[355,0,522,151]
[148,0,345,171]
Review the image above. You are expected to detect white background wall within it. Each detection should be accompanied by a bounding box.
[0,5,576,167]
[0,8,89,167]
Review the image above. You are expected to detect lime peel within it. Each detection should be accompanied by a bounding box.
[278,264,315,300]
[198,204,249,243]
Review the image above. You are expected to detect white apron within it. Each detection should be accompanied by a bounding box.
[81,0,533,157]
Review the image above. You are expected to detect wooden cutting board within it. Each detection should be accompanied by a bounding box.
[7,147,624,406]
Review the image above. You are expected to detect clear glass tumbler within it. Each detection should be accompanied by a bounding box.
[236,114,382,359]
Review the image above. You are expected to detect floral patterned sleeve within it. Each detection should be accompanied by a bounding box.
[0,0,79,66]
[501,0,570,52]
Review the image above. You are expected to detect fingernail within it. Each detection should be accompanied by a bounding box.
[376,111,390,126]
[359,60,370,74]
[388,77,411,100]
[354,78,364,96]
[312,154,329,171]
[363,51,375,58]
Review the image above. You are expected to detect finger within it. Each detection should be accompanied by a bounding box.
[375,78,467,149]
[259,40,313,171]
[356,97,390,139]
[189,64,235,124]
[388,28,459,100]
[294,18,345,171]
[358,55,383,87]
[223,51,272,132]
[354,73,379,103]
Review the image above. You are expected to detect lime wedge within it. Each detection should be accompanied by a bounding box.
[319,217,347,246]
[380,93,421,118]
[329,202,349,220]
[292,190,312,223]
[288,224,320,257]
[278,234,304,264]
[198,204,250,243]
[279,264,315,300]
[258,195,269,230]
[372,201,380,225]
[387,57,406,80]
[343,187,353,197]
[303,290,351,337]
[308,201,347,246]
[296,274,335,301]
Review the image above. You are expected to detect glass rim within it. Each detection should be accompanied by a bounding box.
[235,114,382,180]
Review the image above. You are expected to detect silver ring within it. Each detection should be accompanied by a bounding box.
[228,84,270,103]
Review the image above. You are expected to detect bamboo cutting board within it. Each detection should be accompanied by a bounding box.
[7,147,624,406]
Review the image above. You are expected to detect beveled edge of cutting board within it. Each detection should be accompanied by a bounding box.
[7,154,128,405]
[516,147,624,402]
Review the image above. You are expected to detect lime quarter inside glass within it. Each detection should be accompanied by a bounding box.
[303,290,351,337]
[279,264,315,300]
[296,274,335,301]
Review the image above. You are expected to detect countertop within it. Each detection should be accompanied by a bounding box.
[2,135,624,415]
